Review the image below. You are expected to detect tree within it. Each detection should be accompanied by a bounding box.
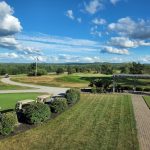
[89,78,112,91]
[67,66,76,74]
[101,64,113,75]
[120,63,131,74]
[129,62,144,74]
[56,68,64,75]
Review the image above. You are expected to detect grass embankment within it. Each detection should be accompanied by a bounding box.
[12,73,150,89]
[0,78,30,90]
[0,94,139,150]
[143,96,150,109]
[0,93,44,110]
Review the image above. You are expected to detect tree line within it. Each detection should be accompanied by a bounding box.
[0,62,149,75]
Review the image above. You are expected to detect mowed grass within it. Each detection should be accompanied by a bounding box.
[0,93,44,110]
[0,94,139,150]
[143,96,150,109]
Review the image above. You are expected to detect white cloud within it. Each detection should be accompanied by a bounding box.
[110,0,120,5]
[84,0,103,14]
[51,54,101,63]
[108,37,150,48]
[0,1,22,36]
[0,52,19,59]
[92,18,106,25]
[141,56,150,63]
[17,33,100,49]
[108,17,150,39]
[101,46,129,55]
[0,1,41,56]
[90,26,102,37]
[66,10,74,20]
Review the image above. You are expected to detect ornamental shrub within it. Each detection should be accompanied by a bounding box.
[28,69,47,76]
[66,88,80,105]
[143,88,150,92]
[23,103,51,124]
[50,97,68,113]
[0,112,18,136]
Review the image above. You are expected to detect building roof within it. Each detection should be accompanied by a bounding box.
[17,99,35,104]
[37,95,51,99]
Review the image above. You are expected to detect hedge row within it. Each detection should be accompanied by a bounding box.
[0,88,80,136]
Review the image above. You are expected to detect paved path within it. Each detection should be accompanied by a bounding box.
[0,78,69,96]
[132,95,150,150]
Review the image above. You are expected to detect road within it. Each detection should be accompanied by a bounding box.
[0,78,69,96]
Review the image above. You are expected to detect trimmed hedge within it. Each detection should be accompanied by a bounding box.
[50,97,68,113]
[66,89,80,105]
[23,103,51,124]
[0,112,18,135]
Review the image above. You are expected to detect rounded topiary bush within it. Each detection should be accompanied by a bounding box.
[50,97,68,113]
[23,103,51,124]
[66,88,80,105]
[0,112,18,136]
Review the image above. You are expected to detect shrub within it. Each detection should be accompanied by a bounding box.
[50,97,68,113]
[56,68,64,75]
[91,87,97,93]
[96,87,104,93]
[136,87,143,91]
[0,112,18,136]
[23,103,51,124]
[66,89,80,105]
[122,86,133,90]
[143,88,150,92]
[28,69,47,76]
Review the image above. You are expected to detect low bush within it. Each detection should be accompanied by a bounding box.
[28,69,47,76]
[50,97,68,113]
[0,112,18,136]
[23,103,51,124]
[66,89,80,105]
[136,87,143,91]
[56,68,64,75]
[91,87,97,93]
[122,86,133,90]
[143,88,150,92]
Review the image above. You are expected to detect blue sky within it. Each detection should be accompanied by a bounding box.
[0,0,150,63]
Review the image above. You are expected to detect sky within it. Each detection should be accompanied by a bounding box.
[0,0,150,63]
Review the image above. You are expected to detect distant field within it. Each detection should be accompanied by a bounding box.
[0,94,138,150]
[12,73,150,89]
[143,96,150,109]
[12,73,110,88]
[0,93,44,110]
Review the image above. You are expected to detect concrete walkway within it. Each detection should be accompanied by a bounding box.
[132,95,150,150]
[0,78,69,96]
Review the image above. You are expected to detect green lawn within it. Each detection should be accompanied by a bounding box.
[0,94,139,150]
[0,93,44,110]
[143,96,150,109]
